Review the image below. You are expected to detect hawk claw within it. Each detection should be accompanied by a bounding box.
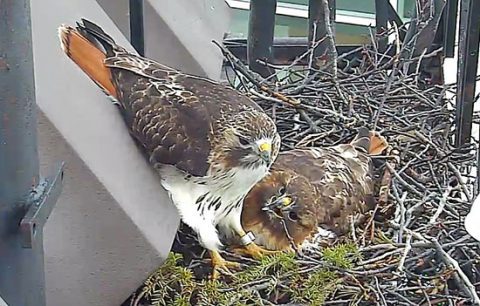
[233,242,281,259]
[209,250,241,280]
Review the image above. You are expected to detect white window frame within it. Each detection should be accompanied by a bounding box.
[225,0,400,28]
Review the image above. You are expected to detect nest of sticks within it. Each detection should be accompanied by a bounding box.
[127,27,480,306]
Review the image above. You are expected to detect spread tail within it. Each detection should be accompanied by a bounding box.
[58,19,118,98]
[368,131,388,155]
[351,127,388,155]
[351,127,371,153]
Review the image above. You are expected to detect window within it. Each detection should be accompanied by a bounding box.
[225,0,410,45]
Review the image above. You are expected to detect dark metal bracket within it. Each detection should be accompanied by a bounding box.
[20,162,65,249]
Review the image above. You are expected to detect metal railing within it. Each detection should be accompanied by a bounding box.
[455,0,480,147]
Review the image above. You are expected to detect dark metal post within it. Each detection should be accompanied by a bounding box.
[455,0,480,147]
[443,0,459,58]
[0,1,63,305]
[129,0,145,56]
[399,0,446,75]
[375,0,389,53]
[0,0,42,305]
[247,0,277,78]
[386,2,406,42]
[308,0,336,63]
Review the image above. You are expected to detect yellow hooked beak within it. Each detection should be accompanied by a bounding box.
[259,142,271,153]
[258,142,272,163]
[280,196,292,207]
[262,194,294,211]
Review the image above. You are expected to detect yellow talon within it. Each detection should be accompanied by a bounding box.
[209,250,241,280]
[233,242,281,259]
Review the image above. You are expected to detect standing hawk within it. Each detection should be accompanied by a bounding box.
[241,128,388,251]
[58,19,281,278]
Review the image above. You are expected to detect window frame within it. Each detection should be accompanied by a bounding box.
[224,0,401,28]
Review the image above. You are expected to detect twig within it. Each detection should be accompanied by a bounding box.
[432,239,480,305]
[396,233,412,273]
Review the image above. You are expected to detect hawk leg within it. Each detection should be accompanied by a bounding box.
[232,229,281,259]
[209,250,241,280]
[233,242,281,259]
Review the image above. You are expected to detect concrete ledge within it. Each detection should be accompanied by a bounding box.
[145,0,231,79]
[30,0,180,305]
[95,0,231,79]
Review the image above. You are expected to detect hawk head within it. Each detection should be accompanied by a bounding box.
[214,111,280,170]
[241,170,318,250]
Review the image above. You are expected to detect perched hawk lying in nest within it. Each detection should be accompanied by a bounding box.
[241,128,388,251]
[58,19,281,279]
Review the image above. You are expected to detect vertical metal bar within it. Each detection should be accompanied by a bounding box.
[0,0,44,305]
[375,0,389,53]
[247,0,277,78]
[308,0,336,62]
[455,0,480,147]
[443,0,459,58]
[386,1,406,42]
[399,0,446,74]
[129,0,145,56]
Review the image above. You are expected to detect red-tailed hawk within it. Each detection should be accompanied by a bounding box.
[241,128,388,251]
[58,19,281,278]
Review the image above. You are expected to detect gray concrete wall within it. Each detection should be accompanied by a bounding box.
[96,0,131,40]
[39,113,166,306]
[145,0,231,79]
[94,0,231,79]
[143,0,206,75]
[30,0,190,305]
[28,0,232,303]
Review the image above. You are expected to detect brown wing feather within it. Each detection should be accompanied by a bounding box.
[107,54,263,177]
[273,145,374,235]
[59,19,269,177]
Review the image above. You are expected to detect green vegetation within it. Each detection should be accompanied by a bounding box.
[135,242,360,305]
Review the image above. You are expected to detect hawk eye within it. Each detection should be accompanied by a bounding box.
[278,186,286,195]
[238,137,249,146]
[288,211,299,221]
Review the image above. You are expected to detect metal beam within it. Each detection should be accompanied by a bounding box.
[247,0,277,78]
[0,0,42,305]
[455,0,480,147]
[400,0,446,74]
[129,0,145,56]
[375,0,389,53]
[443,0,459,58]
[308,0,336,62]
[0,1,63,305]
[386,1,406,42]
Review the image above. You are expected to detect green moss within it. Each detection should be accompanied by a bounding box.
[196,280,255,306]
[141,253,195,306]
[137,243,361,305]
[291,269,338,305]
[321,242,362,269]
[234,252,298,283]
[171,296,190,306]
